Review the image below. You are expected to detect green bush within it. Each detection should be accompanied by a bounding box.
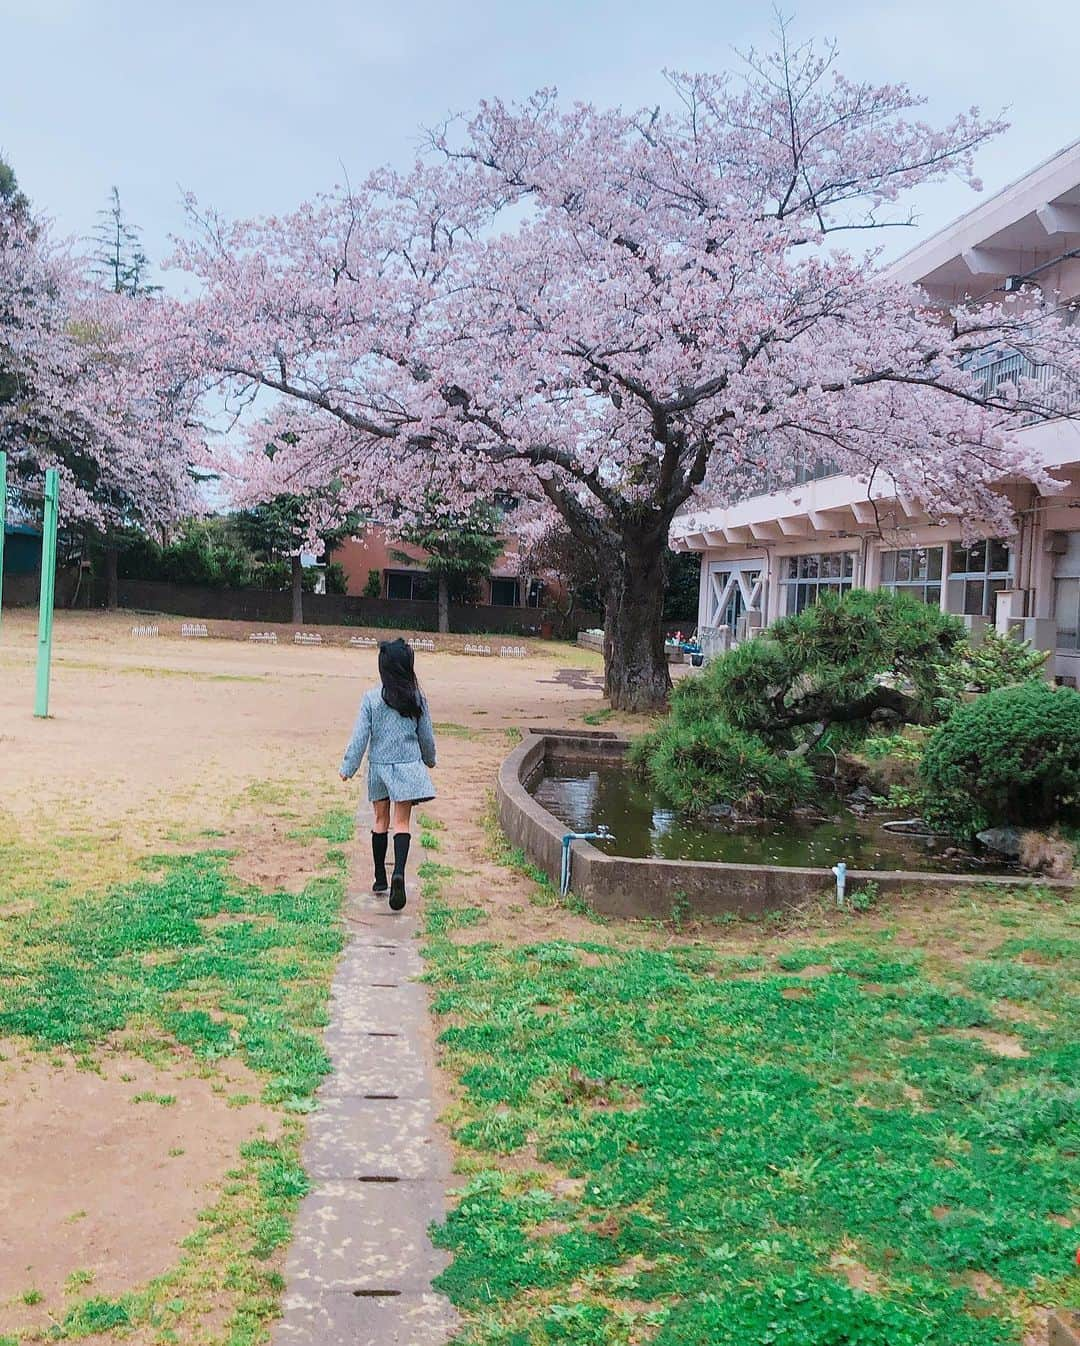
[921,681,1080,837]
[635,716,815,815]
[953,628,1049,695]
[325,562,348,595]
[362,568,382,598]
[635,589,965,816]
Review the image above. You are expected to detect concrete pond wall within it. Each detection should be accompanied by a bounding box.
[497,731,1074,920]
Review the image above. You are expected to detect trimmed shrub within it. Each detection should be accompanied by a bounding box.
[634,589,966,817]
[920,681,1080,838]
[636,716,815,815]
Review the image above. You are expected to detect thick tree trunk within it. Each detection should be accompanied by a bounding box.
[291,554,304,625]
[603,532,672,712]
[105,545,119,611]
[437,573,450,634]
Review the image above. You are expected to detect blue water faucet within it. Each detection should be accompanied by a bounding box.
[560,829,612,896]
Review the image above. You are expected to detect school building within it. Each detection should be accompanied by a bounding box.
[670,139,1080,685]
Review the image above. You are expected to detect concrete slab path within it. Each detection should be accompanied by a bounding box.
[273,898,460,1346]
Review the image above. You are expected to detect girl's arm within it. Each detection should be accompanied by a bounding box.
[417,696,437,768]
[340,695,372,779]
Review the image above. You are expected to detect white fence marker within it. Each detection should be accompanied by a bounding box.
[250,631,278,644]
[413,637,436,652]
[349,635,379,648]
[293,631,324,645]
[463,642,493,656]
[130,624,159,638]
[181,622,208,638]
[498,644,526,658]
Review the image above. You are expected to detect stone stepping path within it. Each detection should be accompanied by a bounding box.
[274,903,459,1345]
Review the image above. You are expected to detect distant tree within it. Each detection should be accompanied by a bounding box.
[0,157,30,223]
[393,500,503,633]
[518,523,603,628]
[87,186,164,604]
[90,187,160,297]
[233,492,363,623]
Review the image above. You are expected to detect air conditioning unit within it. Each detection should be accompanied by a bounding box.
[1044,531,1068,555]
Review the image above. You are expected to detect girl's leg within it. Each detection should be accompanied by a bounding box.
[388,800,414,911]
[371,798,391,895]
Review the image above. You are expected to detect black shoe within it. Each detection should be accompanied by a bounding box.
[389,872,407,911]
[372,878,389,895]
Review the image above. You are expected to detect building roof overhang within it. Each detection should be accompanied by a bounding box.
[884,138,1080,302]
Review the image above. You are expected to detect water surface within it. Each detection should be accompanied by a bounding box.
[530,761,1010,874]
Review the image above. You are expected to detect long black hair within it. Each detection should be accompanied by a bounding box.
[378,638,423,720]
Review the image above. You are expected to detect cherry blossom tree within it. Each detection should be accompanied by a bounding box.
[1,161,195,590]
[160,28,1080,708]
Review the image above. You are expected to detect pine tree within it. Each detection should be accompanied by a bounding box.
[90,187,159,297]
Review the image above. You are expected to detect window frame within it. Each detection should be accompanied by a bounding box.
[384,569,437,602]
[947,539,1013,617]
[779,551,856,615]
[879,546,944,607]
[489,576,521,608]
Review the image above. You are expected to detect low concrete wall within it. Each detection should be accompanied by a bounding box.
[497,733,1074,920]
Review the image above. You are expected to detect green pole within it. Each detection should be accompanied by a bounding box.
[34,468,59,718]
[0,450,6,640]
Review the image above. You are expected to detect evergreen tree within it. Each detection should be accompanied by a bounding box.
[393,500,503,633]
[233,493,363,624]
[90,187,159,297]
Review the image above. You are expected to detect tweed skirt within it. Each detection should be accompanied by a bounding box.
[367,759,436,804]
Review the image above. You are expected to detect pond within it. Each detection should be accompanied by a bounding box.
[529,760,1013,874]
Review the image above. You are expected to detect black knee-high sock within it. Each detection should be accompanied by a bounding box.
[392,831,411,877]
[372,831,388,887]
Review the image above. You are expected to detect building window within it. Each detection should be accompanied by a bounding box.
[947,540,1012,617]
[1056,578,1080,651]
[489,577,521,607]
[1053,533,1080,651]
[385,570,437,601]
[781,551,855,614]
[880,547,943,606]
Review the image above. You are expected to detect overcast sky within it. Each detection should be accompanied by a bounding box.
[2,0,1078,281]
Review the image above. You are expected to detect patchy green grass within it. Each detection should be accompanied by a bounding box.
[582,706,614,726]
[0,809,351,1344]
[480,794,602,922]
[423,870,1080,1346]
[435,721,481,740]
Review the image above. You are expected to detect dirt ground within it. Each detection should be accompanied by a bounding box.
[0,1042,276,1336]
[0,609,617,1333]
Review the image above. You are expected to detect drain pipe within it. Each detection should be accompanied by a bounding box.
[560,830,612,896]
[831,861,848,907]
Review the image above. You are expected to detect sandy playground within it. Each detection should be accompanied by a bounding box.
[0,610,613,1339]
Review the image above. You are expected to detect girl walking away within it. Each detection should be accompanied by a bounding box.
[339,638,437,911]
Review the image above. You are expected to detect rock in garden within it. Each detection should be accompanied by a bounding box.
[976,826,1022,858]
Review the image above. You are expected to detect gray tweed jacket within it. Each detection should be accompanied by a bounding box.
[340,687,437,778]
